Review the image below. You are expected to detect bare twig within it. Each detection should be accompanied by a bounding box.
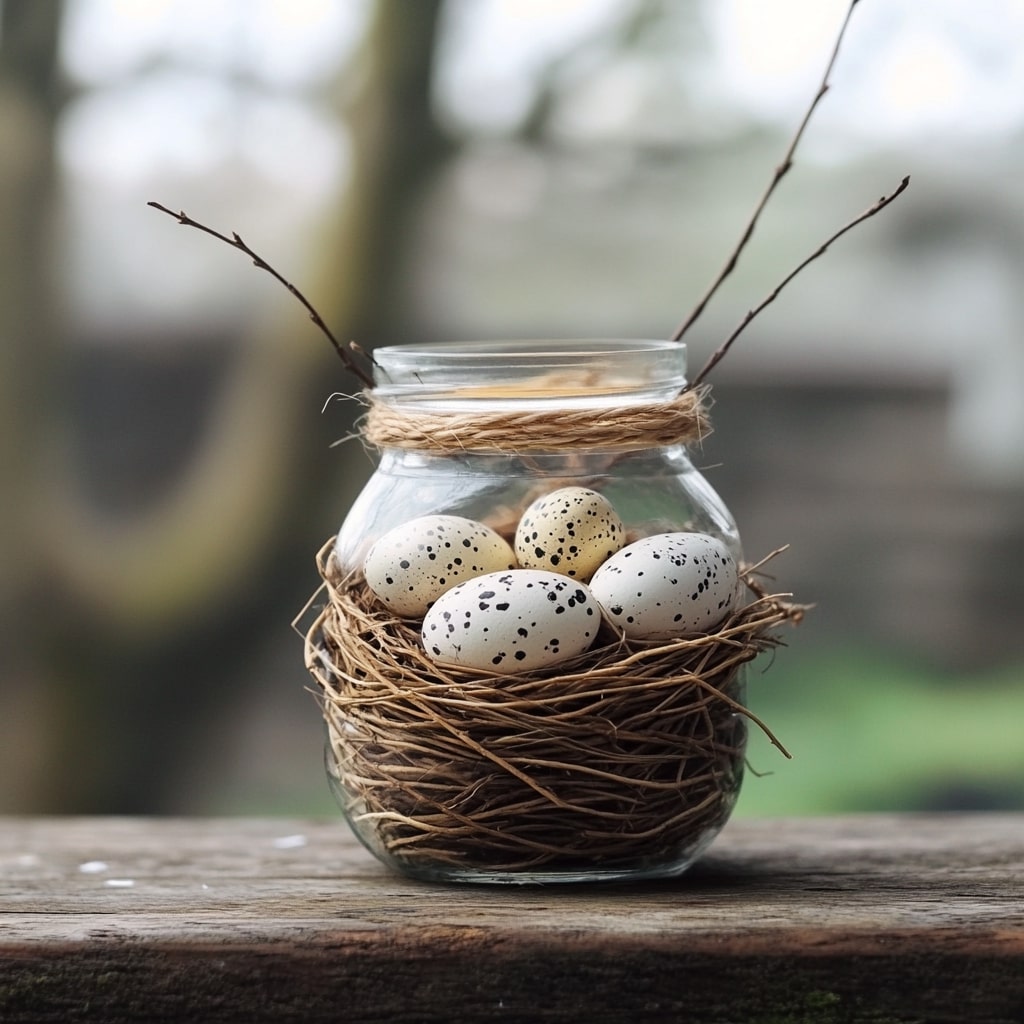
[147,201,375,388]
[687,175,910,391]
[671,0,862,344]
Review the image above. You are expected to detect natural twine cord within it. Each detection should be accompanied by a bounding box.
[302,538,804,875]
[361,386,710,453]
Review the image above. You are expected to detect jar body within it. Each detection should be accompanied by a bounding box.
[320,341,748,884]
[335,444,741,572]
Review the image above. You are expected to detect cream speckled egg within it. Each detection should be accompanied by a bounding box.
[363,515,516,617]
[589,532,739,640]
[514,487,625,581]
[421,570,599,673]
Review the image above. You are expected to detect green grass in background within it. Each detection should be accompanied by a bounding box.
[736,649,1024,817]
[213,649,1024,819]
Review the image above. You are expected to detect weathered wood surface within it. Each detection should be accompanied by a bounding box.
[1,814,1022,1023]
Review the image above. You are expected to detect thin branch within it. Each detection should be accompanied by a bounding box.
[687,174,910,391]
[147,201,375,388]
[671,0,862,344]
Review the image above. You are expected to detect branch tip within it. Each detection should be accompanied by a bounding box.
[147,200,375,389]
[687,174,911,391]
[671,0,860,345]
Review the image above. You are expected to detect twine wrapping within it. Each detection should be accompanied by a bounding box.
[361,386,710,453]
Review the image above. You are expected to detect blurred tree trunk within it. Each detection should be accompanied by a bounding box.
[0,2,66,805]
[17,0,451,812]
[337,0,454,346]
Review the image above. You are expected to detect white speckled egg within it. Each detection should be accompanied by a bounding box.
[589,532,740,640]
[514,487,625,581]
[363,515,516,617]
[421,570,599,673]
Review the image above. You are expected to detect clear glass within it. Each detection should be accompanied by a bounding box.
[325,340,747,884]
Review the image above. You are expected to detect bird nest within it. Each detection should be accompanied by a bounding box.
[302,538,803,880]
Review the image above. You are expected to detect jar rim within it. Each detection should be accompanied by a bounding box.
[372,339,687,407]
[374,339,685,361]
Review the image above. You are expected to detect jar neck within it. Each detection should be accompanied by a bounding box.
[362,340,706,456]
[370,339,689,412]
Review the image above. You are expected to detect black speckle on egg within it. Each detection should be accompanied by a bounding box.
[496,601,510,611]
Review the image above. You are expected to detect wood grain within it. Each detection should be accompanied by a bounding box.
[2,815,1022,1023]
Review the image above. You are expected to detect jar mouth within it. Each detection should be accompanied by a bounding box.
[372,339,687,408]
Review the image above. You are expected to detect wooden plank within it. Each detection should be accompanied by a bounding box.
[1,815,1022,1023]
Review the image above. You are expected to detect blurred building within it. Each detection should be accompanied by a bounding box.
[2,0,1022,814]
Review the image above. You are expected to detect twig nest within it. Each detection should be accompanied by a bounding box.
[303,538,803,877]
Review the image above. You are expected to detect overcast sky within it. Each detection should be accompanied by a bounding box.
[56,0,1024,189]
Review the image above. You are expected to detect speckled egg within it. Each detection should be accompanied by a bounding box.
[514,487,625,581]
[589,532,740,640]
[421,570,599,673]
[363,515,516,618]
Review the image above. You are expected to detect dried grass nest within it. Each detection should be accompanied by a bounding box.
[303,538,804,876]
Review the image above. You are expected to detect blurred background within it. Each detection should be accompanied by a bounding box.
[1,0,1021,819]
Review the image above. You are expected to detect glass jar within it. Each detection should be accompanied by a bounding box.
[321,339,748,884]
